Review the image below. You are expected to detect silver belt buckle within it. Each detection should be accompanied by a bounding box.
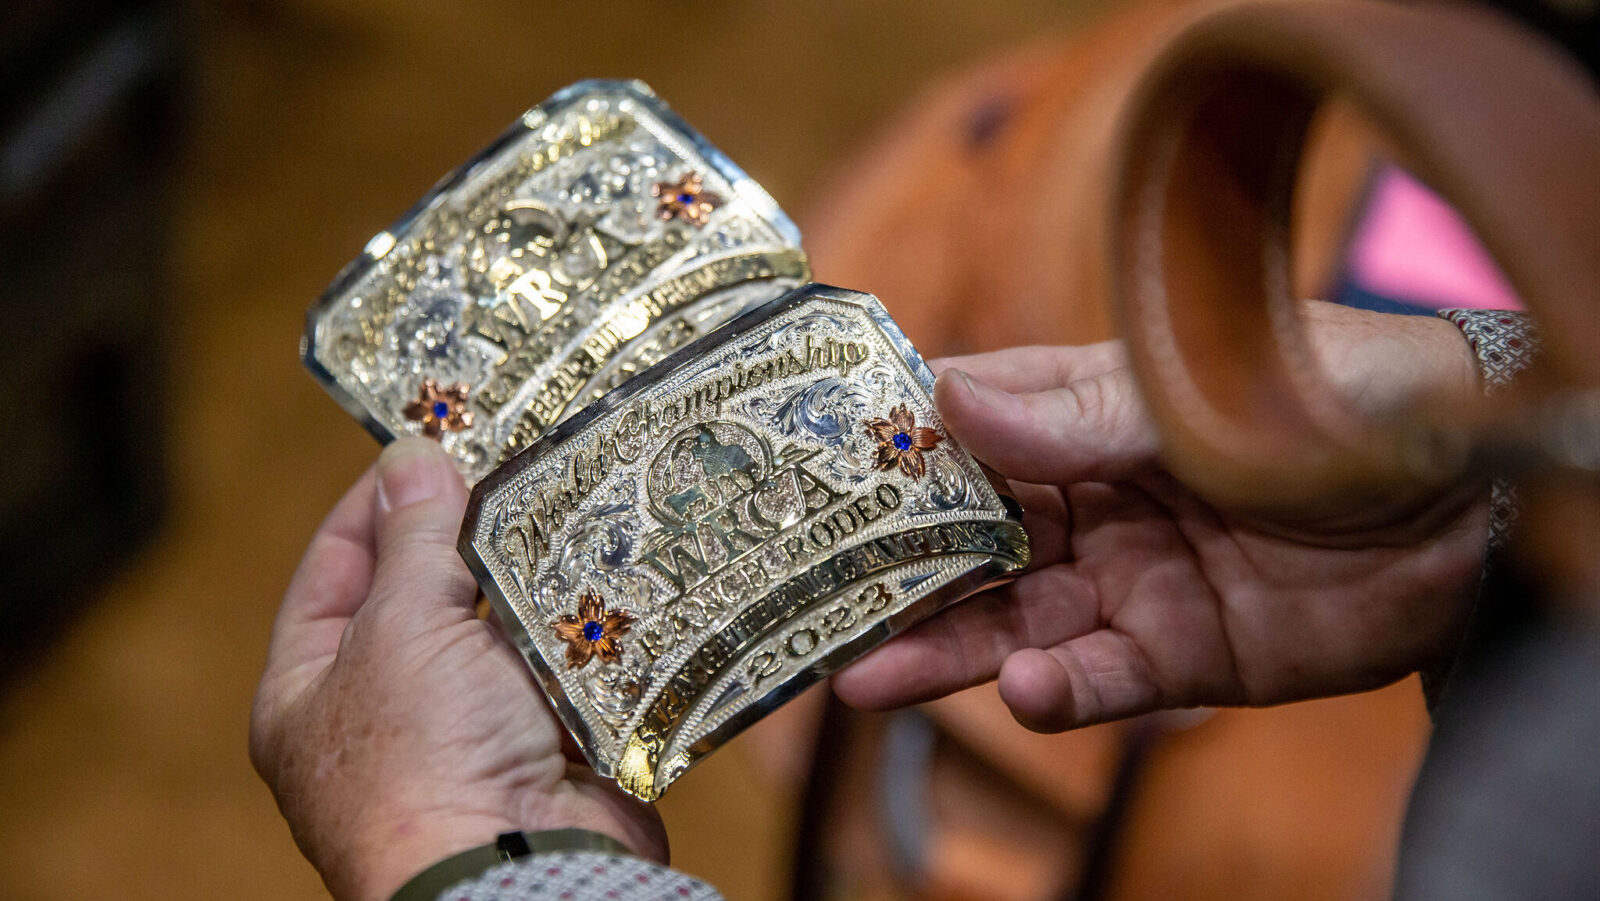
[303,79,809,482]
[460,284,1029,800]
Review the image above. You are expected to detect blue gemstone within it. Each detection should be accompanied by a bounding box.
[432,401,450,419]
[582,621,604,642]
[677,192,695,205]
[893,432,912,451]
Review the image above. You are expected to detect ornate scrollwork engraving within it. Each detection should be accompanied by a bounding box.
[909,453,973,515]
[552,498,635,592]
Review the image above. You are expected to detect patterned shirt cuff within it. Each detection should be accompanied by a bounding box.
[436,851,723,901]
[1437,309,1541,555]
[1436,309,1541,396]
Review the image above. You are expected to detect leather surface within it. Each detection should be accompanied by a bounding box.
[1109,0,1600,518]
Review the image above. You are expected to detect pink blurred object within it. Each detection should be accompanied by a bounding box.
[1346,165,1523,311]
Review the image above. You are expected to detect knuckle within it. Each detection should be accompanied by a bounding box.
[1071,374,1115,426]
[382,524,454,558]
[247,695,285,782]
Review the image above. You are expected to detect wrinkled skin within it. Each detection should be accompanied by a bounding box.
[253,302,1489,896]
[835,302,1490,730]
[250,440,665,901]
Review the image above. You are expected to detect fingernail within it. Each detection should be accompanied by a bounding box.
[943,368,1011,410]
[936,369,981,419]
[376,439,450,513]
[940,368,979,404]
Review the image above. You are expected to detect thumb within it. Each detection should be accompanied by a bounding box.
[367,438,479,615]
[936,367,1158,485]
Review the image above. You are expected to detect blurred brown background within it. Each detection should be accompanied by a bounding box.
[29,0,1598,894]
[0,1,1126,898]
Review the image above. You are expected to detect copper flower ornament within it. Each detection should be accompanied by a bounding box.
[865,404,945,479]
[553,592,637,669]
[652,171,722,227]
[403,378,474,437]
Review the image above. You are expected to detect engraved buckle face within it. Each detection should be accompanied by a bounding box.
[460,285,1030,799]
[303,80,809,481]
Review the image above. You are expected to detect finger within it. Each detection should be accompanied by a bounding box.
[930,341,1127,394]
[264,464,379,683]
[832,563,1100,710]
[366,438,479,618]
[998,633,1162,732]
[936,367,1158,485]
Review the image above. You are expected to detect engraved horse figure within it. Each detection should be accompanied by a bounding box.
[690,426,760,496]
[661,427,761,519]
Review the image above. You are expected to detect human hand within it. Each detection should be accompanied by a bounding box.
[834,302,1490,730]
[250,439,665,901]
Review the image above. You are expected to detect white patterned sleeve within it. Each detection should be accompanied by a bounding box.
[1436,309,1541,395]
[434,851,723,901]
[1437,309,1542,553]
